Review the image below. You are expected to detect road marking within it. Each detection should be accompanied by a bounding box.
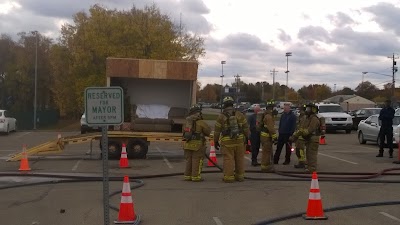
[379,212,400,222]
[318,153,358,165]
[156,146,173,169]
[72,160,82,171]
[245,156,252,162]
[15,132,31,138]
[213,217,223,225]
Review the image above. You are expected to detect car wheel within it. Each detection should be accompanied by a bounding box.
[358,132,366,144]
[127,138,148,159]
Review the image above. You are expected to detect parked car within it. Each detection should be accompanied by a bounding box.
[351,108,382,130]
[80,113,101,134]
[316,103,353,133]
[357,114,400,146]
[0,109,17,134]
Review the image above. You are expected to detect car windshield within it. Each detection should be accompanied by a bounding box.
[318,105,343,113]
[368,109,381,115]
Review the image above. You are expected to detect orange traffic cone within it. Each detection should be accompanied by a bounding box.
[319,136,326,145]
[119,143,130,168]
[207,141,218,167]
[19,145,31,171]
[114,176,141,224]
[303,172,328,220]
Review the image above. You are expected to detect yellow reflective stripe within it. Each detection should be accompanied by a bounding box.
[215,122,222,128]
[223,175,235,181]
[261,132,270,137]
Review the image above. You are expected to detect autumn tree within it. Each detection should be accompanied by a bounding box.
[355,81,379,100]
[51,3,206,117]
[198,84,218,102]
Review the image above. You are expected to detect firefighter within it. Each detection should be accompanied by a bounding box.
[293,104,307,168]
[182,105,211,182]
[260,100,277,172]
[291,103,321,173]
[214,96,250,182]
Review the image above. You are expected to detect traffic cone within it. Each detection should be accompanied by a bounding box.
[114,176,141,224]
[119,143,130,168]
[303,172,328,220]
[319,136,326,145]
[245,140,251,154]
[19,144,31,172]
[207,141,218,167]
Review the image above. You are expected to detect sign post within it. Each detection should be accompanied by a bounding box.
[85,87,124,225]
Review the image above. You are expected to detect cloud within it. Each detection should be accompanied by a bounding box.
[364,2,400,35]
[327,12,355,27]
[278,29,291,43]
[298,26,331,43]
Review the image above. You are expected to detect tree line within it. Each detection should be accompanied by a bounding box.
[0,3,205,119]
[197,80,398,104]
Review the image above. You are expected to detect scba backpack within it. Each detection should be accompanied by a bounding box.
[183,115,199,141]
[224,110,240,139]
[256,111,266,132]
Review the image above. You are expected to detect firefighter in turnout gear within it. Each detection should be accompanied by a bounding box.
[182,105,212,181]
[214,96,250,182]
[259,100,277,172]
[290,103,321,173]
[293,105,307,168]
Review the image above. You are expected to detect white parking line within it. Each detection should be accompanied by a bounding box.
[14,132,31,138]
[156,147,173,169]
[379,212,400,222]
[318,153,358,165]
[213,217,223,225]
[245,156,252,162]
[72,160,82,171]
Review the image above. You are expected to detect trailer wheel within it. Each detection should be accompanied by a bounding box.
[99,140,121,159]
[127,138,148,159]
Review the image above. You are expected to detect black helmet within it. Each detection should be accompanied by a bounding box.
[189,105,202,115]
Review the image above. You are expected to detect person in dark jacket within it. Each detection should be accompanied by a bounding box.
[274,103,297,164]
[377,99,395,158]
[247,105,261,166]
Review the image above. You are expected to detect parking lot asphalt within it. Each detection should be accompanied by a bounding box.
[0,130,400,225]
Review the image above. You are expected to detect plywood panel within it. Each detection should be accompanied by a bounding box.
[107,57,198,80]
[139,60,154,79]
[153,61,167,79]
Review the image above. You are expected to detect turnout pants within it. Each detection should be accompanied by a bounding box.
[305,136,319,173]
[221,144,245,182]
[261,138,274,172]
[184,146,206,181]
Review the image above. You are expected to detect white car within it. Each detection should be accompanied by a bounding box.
[80,113,101,134]
[0,110,17,134]
[316,103,353,133]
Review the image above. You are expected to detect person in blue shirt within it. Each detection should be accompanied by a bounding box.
[377,99,395,158]
[273,103,297,164]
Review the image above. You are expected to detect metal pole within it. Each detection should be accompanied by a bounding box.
[101,126,110,225]
[392,53,395,97]
[285,52,292,102]
[261,82,264,101]
[34,32,38,130]
[220,61,225,112]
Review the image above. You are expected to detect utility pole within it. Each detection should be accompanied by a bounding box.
[220,61,226,112]
[388,53,398,100]
[285,52,292,102]
[234,74,241,104]
[270,69,278,100]
[33,31,38,130]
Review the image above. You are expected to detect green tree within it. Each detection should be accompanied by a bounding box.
[50,3,206,118]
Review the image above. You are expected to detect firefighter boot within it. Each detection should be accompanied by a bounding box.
[294,161,305,168]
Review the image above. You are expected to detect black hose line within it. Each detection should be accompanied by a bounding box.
[253,201,400,225]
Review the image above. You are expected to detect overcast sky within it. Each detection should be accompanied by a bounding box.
[1,0,400,91]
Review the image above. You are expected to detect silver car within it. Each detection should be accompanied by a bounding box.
[357,114,400,146]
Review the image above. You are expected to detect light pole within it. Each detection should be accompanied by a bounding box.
[285,52,292,101]
[220,60,226,112]
[33,31,38,130]
[270,69,278,100]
